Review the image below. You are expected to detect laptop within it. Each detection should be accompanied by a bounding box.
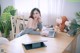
[42,27,56,38]
[48,30,56,38]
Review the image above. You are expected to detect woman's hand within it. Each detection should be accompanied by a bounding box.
[37,17,42,23]
[40,31,48,37]
[41,33,48,37]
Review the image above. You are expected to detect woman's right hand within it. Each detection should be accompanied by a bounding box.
[40,31,48,37]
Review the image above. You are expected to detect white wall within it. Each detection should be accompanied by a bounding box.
[0,0,14,14]
[62,1,80,53]
[63,1,80,20]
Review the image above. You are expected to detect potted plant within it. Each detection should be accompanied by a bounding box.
[0,6,16,38]
[75,11,80,25]
[75,11,80,34]
[68,11,80,36]
[0,12,11,38]
[3,6,16,16]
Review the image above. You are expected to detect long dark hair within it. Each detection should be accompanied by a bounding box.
[29,8,41,19]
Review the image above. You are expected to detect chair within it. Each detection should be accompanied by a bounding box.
[11,16,17,39]
[11,16,28,39]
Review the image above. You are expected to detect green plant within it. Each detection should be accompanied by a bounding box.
[3,6,16,16]
[0,6,16,38]
[10,10,16,16]
[0,16,3,33]
[76,11,80,33]
[68,11,80,36]
[0,12,11,38]
[70,19,79,29]
[70,11,80,29]
[75,11,80,25]
[76,11,80,18]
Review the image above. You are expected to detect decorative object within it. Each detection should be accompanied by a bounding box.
[65,21,71,27]
[56,16,68,32]
[56,18,62,24]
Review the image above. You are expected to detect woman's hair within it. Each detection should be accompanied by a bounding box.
[29,8,41,19]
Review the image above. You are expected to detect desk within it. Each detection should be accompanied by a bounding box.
[5,32,77,53]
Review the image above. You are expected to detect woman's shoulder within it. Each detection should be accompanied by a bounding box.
[28,18,33,21]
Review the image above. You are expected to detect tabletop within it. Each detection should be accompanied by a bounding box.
[2,32,77,53]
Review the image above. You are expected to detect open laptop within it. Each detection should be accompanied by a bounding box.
[42,27,56,38]
[48,30,56,38]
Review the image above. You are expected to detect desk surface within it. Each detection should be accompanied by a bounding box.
[5,32,76,53]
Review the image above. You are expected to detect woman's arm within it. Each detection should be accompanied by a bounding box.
[37,22,42,31]
[37,17,42,31]
[26,18,33,28]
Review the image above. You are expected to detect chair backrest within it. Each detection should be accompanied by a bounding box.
[11,16,17,39]
[11,16,28,39]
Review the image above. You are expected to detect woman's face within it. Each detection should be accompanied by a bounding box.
[33,10,40,19]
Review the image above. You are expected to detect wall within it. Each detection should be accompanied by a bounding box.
[50,0,80,25]
[63,1,80,20]
[63,1,80,53]
[0,0,14,14]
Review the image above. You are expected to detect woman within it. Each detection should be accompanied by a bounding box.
[16,8,46,37]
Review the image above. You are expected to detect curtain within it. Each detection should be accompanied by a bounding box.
[14,0,64,25]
